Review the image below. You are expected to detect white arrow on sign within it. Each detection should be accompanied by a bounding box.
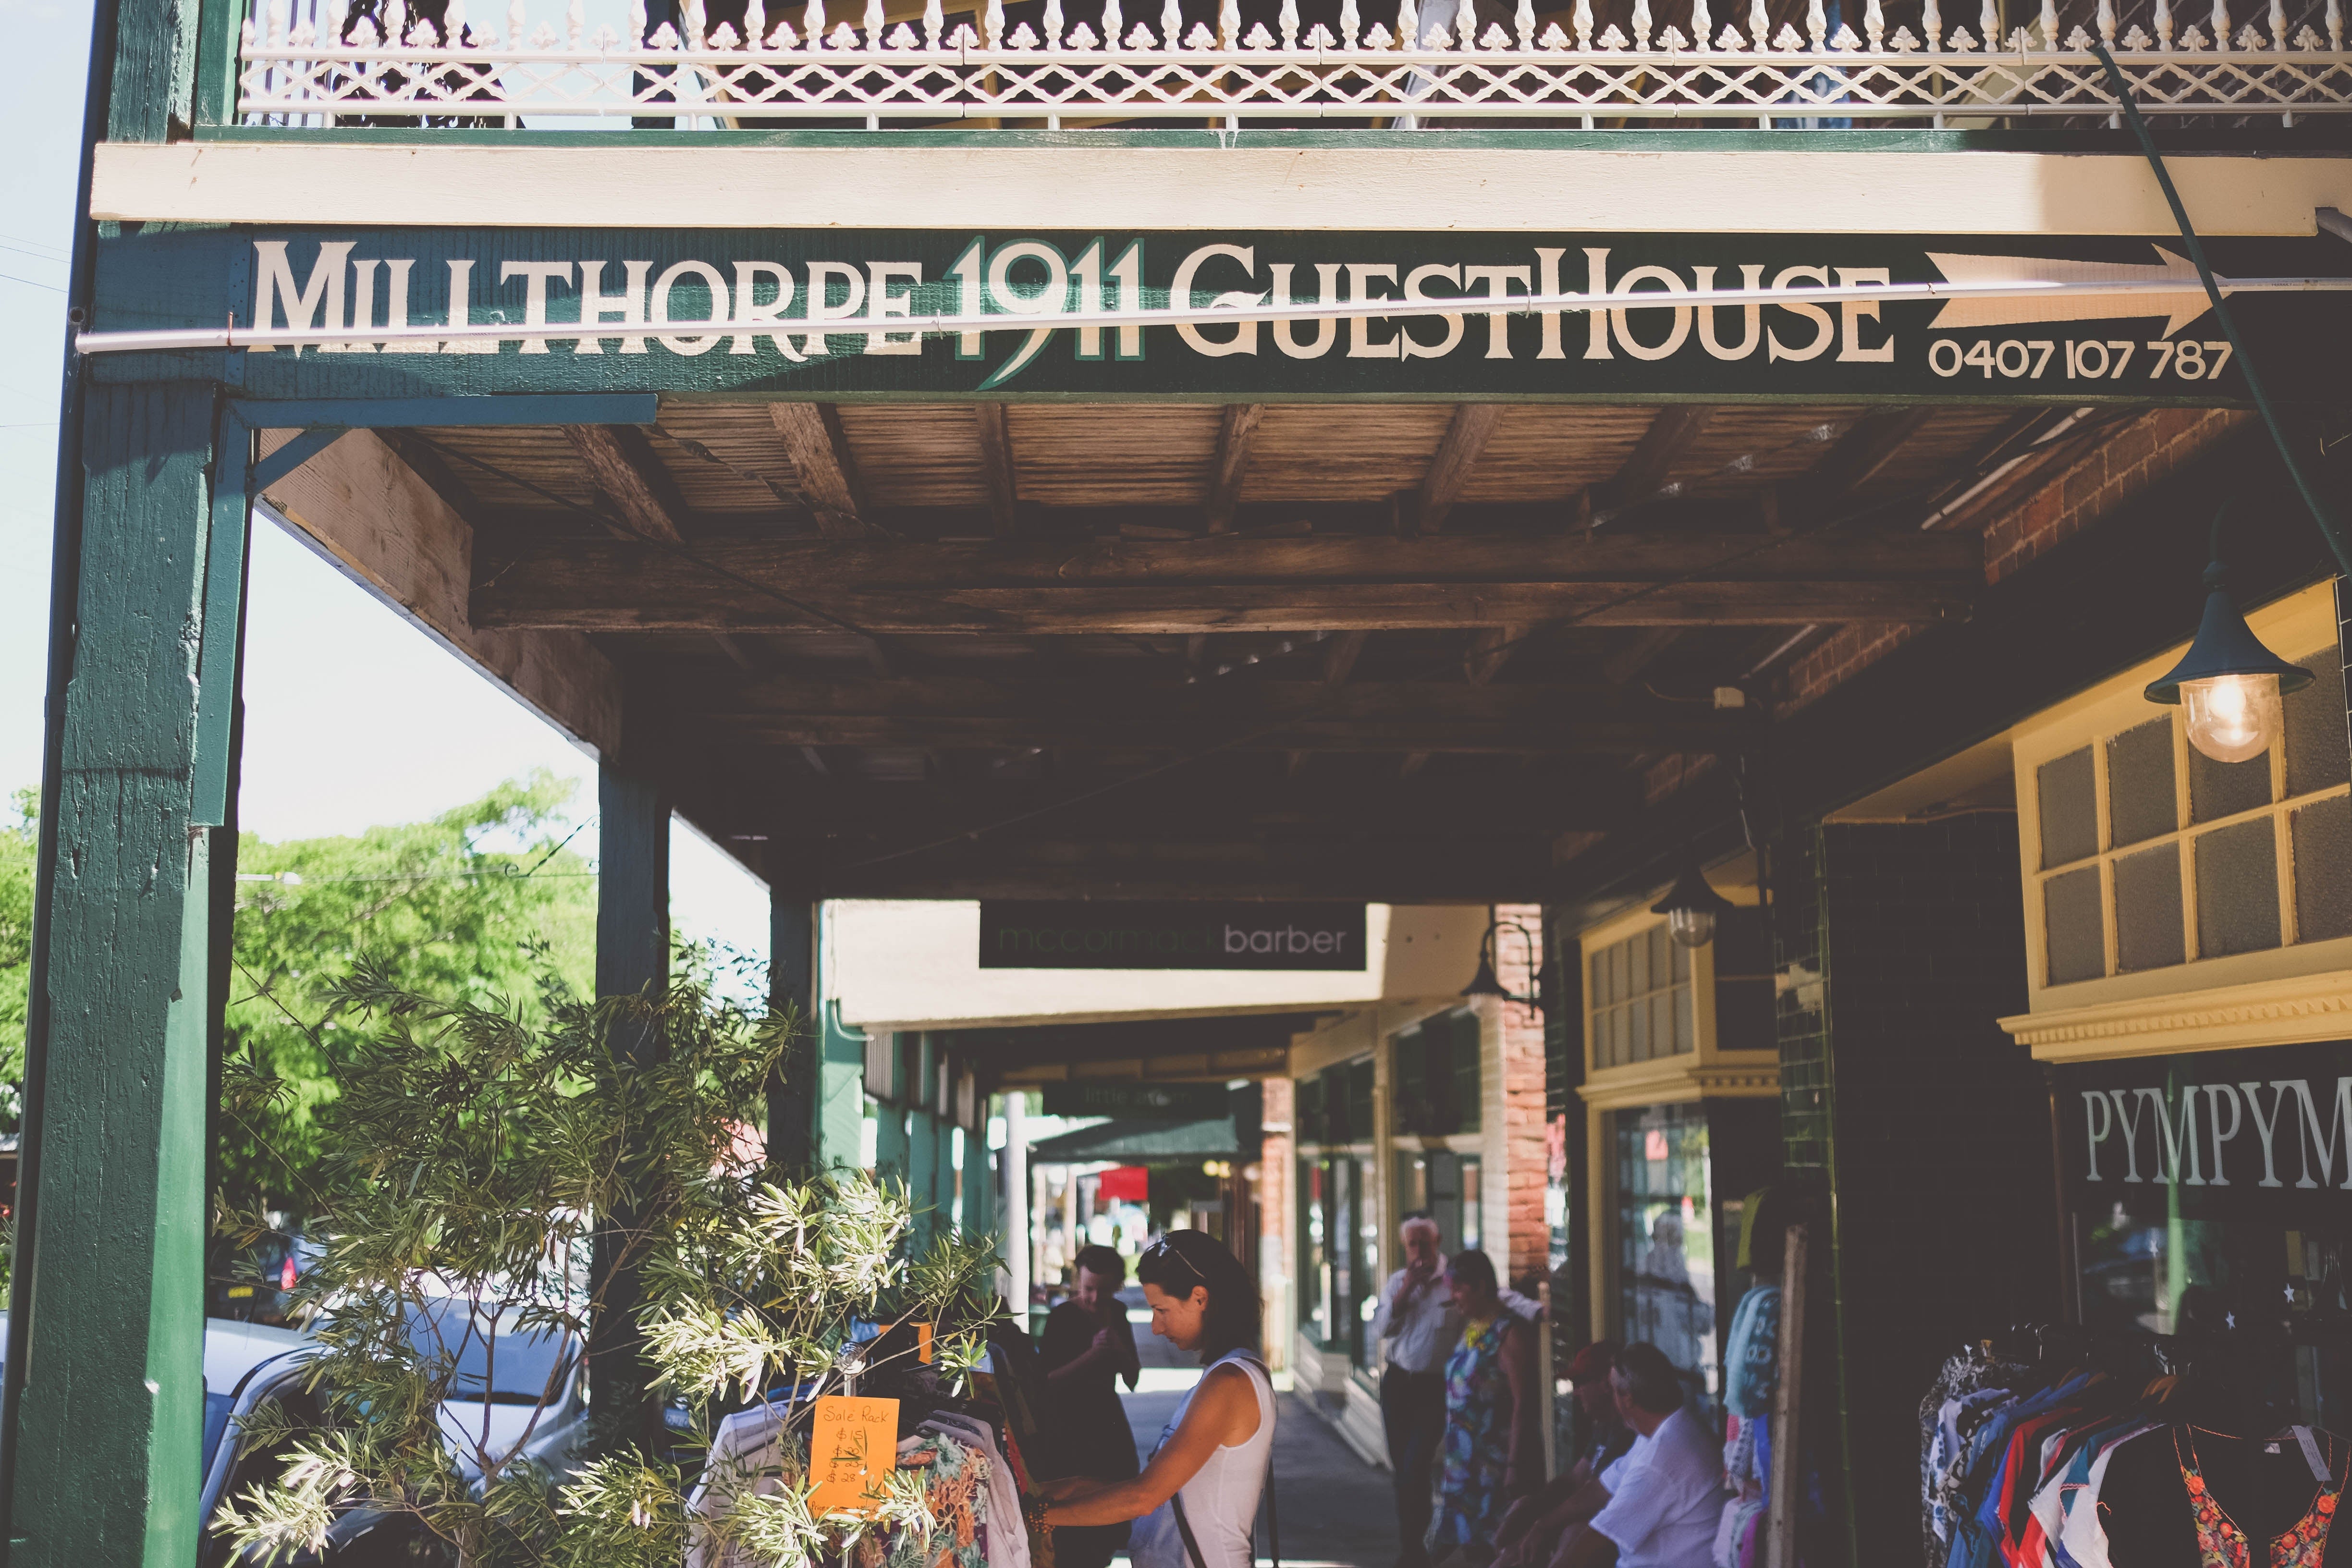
[1925,245,2235,338]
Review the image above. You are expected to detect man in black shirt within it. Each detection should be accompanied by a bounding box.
[1040,1244,1143,1568]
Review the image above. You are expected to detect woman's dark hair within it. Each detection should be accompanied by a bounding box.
[1449,1248,1499,1300]
[1073,1245,1127,1286]
[1138,1230,1260,1363]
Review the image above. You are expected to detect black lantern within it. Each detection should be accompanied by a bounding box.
[1652,860,1735,949]
[2145,555,2312,764]
[1462,919,1542,1009]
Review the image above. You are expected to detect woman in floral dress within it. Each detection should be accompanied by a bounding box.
[1433,1249,1535,1566]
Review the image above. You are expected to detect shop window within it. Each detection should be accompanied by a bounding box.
[1589,924,1693,1069]
[1614,1104,1719,1399]
[1395,1150,1483,1256]
[1345,1059,1374,1146]
[2039,747,2098,868]
[2023,639,2352,988]
[1392,1007,1482,1137]
[2061,1044,2352,1428]
[2189,745,2272,825]
[2194,819,2281,957]
[2107,720,2176,848]
[1296,1054,1376,1361]
[1352,1153,1381,1371]
[2284,648,2352,799]
[2111,844,2185,973]
[2043,867,2105,985]
[2292,796,2352,943]
[1299,1158,1327,1336]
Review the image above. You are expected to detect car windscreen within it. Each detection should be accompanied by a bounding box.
[403,1299,574,1404]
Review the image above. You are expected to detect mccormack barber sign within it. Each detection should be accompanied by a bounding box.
[2058,1041,2352,1224]
[978,901,1366,970]
[90,227,2352,404]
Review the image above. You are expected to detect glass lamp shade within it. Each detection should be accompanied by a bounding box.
[1652,861,1735,949]
[2179,672,2284,764]
[1665,906,1718,949]
[2144,565,2311,764]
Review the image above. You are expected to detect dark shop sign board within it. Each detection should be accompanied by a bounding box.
[978,901,1366,970]
[2058,1041,2352,1225]
[90,227,2352,404]
[1039,1082,1232,1120]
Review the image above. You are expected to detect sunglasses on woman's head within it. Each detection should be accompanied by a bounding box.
[1144,1235,1212,1290]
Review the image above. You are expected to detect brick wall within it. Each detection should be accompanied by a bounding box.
[1774,815,2059,1565]
[1778,407,2249,717]
[1494,902,1551,1287]
[1257,1075,1294,1370]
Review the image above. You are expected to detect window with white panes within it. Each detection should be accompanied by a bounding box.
[1588,922,1695,1069]
[2029,639,2351,989]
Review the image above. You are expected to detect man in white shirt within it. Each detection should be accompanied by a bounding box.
[1371,1213,1458,1567]
[1549,1344,1727,1568]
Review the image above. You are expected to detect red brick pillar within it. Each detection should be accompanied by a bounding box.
[1256,1075,1294,1370]
[1494,902,1549,1288]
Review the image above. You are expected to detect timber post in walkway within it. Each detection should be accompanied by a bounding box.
[588,691,671,1452]
[4,385,245,1566]
[766,876,817,1174]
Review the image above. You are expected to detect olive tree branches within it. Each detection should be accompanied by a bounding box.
[212,951,1004,1568]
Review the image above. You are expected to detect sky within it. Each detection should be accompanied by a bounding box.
[0,0,773,968]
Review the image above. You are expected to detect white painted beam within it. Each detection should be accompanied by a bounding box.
[94,144,2352,235]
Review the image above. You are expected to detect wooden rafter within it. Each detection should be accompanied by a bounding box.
[1464,624,1531,686]
[689,674,1753,755]
[476,532,1980,634]
[1412,403,1504,534]
[767,403,870,539]
[1594,404,1715,521]
[975,404,1019,536]
[1796,406,1938,510]
[1203,404,1265,534]
[563,424,686,542]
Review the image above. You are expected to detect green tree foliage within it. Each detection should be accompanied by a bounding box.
[223,772,596,1220]
[214,967,1004,1568]
[0,790,33,1127]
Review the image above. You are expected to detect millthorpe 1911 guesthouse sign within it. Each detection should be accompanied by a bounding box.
[92,227,2352,404]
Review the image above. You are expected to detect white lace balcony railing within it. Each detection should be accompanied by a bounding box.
[235,0,2352,125]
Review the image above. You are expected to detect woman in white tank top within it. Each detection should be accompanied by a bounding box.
[1041,1230,1276,1568]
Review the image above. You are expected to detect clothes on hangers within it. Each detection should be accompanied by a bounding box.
[687,1401,804,1568]
[1919,1339,2352,1568]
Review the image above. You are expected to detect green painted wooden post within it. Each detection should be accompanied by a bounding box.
[963,1101,992,1241]
[108,0,202,142]
[817,995,866,1171]
[908,1085,939,1256]
[765,885,816,1174]
[874,1107,910,1190]
[922,1124,950,1241]
[9,382,237,1568]
[588,728,668,1452]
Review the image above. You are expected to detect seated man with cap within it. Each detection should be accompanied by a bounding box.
[1489,1341,1632,1568]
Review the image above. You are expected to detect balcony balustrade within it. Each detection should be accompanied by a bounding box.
[229,0,2352,128]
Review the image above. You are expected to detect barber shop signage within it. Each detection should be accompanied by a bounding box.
[89,226,2352,404]
[979,901,1366,971]
[2058,1041,2352,1224]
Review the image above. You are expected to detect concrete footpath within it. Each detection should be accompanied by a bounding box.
[1106,1304,1397,1568]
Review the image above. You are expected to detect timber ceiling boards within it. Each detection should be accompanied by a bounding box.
[376,394,2061,897]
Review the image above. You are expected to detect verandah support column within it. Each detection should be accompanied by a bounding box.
[6,383,240,1566]
[589,697,670,1453]
[765,869,816,1174]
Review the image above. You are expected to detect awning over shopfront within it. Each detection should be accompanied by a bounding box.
[1029,1117,1242,1162]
